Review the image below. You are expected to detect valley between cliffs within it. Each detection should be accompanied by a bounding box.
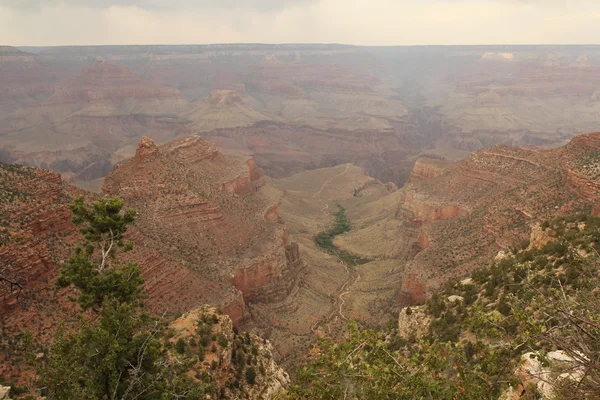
[3,131,600,391]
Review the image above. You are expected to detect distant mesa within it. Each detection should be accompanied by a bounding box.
[209,89,243,106]
[573,53,592,68]
[536,52,561,67]
[481,52,514,61]
[264,53,281,64]
[475,90,504,107]
[183,89,272,131]
[0,45,35,61]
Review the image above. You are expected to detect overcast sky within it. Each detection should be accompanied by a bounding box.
[0,0,599,46]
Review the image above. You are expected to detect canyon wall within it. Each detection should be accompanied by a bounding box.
[0,166,79,313]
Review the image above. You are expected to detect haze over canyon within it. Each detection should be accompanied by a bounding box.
[2,41,600,399]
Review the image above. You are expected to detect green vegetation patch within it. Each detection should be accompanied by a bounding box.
[314,204,371,265]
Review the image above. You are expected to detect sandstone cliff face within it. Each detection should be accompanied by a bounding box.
[103,136,303,322]
[398,190,470,223]
[0,163,95,381]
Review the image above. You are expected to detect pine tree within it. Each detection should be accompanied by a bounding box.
[34,196,211,399]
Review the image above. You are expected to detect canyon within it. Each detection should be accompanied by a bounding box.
[3,44,600,190]
[2,130,600,386]
[3,43,600,396]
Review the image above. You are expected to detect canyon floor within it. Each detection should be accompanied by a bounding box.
[244,164,404,366]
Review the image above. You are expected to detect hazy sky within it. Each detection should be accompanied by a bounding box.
[0,0,599,46]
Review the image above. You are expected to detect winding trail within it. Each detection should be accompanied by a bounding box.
[310,259,361,334]
[337,261,361,320]
[309,163,361,333]
[313,163,351,199]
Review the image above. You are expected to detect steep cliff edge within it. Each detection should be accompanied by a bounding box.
[408,156,453,183]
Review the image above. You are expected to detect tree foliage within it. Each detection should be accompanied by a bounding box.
[284,321,505,400]
[314,204,371,265]
[31,196,211,399]
[56,196,142,310]
[288,214,600,399]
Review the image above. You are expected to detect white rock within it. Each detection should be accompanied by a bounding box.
[397,305,431,340]
[547,350,574,363]
[447,295,464,303]
[495,250,510,261]
[0,386,11,400]
[460,277,474,286]
[516,350,588,399]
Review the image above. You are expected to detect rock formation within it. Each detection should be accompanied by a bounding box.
[0,385,10,400]
[0,135,305,380]
[103,135,304,322]
[336,132,600,306]
[408,157,453,183]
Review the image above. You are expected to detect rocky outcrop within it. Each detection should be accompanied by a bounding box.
[527,223,552,251]
[231,233,303,304]
[0,385,11,400]
[103,136,304,322]
[263,204,280,222]
[408,157,453,183]
[399,273,427,304]
[505,351,587,400]
[135,136,159,159]
[220,158,266,196]
[416,229,430,250]
[169,306,290,399]
[397,305,431,341]
[399,190,470,223]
